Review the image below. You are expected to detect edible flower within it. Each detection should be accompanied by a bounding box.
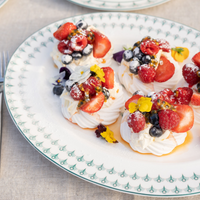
[128,97,152,113]
[101,126,118,143]
[171,47,189,62]
[69,65,91,84]
[90,64,105,82]
[49,71,66,85]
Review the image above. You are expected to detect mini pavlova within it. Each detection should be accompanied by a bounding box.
[120,88,194,156]
[51,64,124,129]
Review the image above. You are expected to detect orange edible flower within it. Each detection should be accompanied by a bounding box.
[171,47,189,62]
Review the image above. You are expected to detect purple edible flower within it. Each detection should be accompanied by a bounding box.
[113,50,125,63]
[59,67,71,80]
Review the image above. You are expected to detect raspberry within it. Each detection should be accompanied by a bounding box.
[82,76,102,96]
[70,35,88,51]
[138,64,156,83]
[157,39,171,52]
[127,111,145,133]
[140,40,159,55]
[158,109,180,130]
[159,88,176,104]
[70,84,85,100]
[182,63,200,85]
[174,87,193,105]
[58,40,73,55]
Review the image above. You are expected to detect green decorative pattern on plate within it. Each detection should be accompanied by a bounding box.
[4,12,200,197]
[67,0,170,11]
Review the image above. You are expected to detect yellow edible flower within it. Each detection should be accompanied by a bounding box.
[128,102,138,113]
[90,64,105,82]
[128,97,152,113]
[101,127,118,143]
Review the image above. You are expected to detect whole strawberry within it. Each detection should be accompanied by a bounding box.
[138,64,156,83]
[158,109,180,130]
[182,63,200,86]
[174,87,193,105]
[127,111,145,133]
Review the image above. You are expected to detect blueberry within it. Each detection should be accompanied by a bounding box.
[61,55,73,65]
[149,125,163,137]
[133,90,145,96]
[53,85,64,96]
[72,52,82,60]
[59,67,71,80]
[102,87,110,100]
[82,44,93,56]
[76,20,88,29]
[123,50,134,62]
[141,55,151,64]
[133,47,144,60]
[65,80,75,92]
[129,60,140,74]
[149,113,159,125]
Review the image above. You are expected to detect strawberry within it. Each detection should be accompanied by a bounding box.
[53,22,77,41]
[154,56,175,82]
[171,105,194,133]
[80,92,105,113]
[159,88,176,105]
[127,111,146,133]
[192,52,200,67]
[138,64,156,83]
[102,67,114,89]
[91,30,111,58]
[140,40,159,55]
[157,39,171,52]
[58,40,73,55]
[70,84,85,100]
[70,35,88,51]
[158,109,180,130]
[182,63,200,86]
[191,92,200,106]
[174,87,193,105]
[82,76,102,96]
[125,94,143,110]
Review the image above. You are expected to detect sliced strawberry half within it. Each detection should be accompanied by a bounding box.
[91,30,111,58]
[154,56,175,82]
[192,52,200,68]
[53,22,77,41]
[191,92,200,106]
[102,67,114,89]
[80,92,105,113]
[171,105,194,133]
[125,94,143,110]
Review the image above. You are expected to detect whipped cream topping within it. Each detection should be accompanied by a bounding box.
[51,25,113,71]
[60,81,125,129]
[120,111,187,156]
[118,50,181,95]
